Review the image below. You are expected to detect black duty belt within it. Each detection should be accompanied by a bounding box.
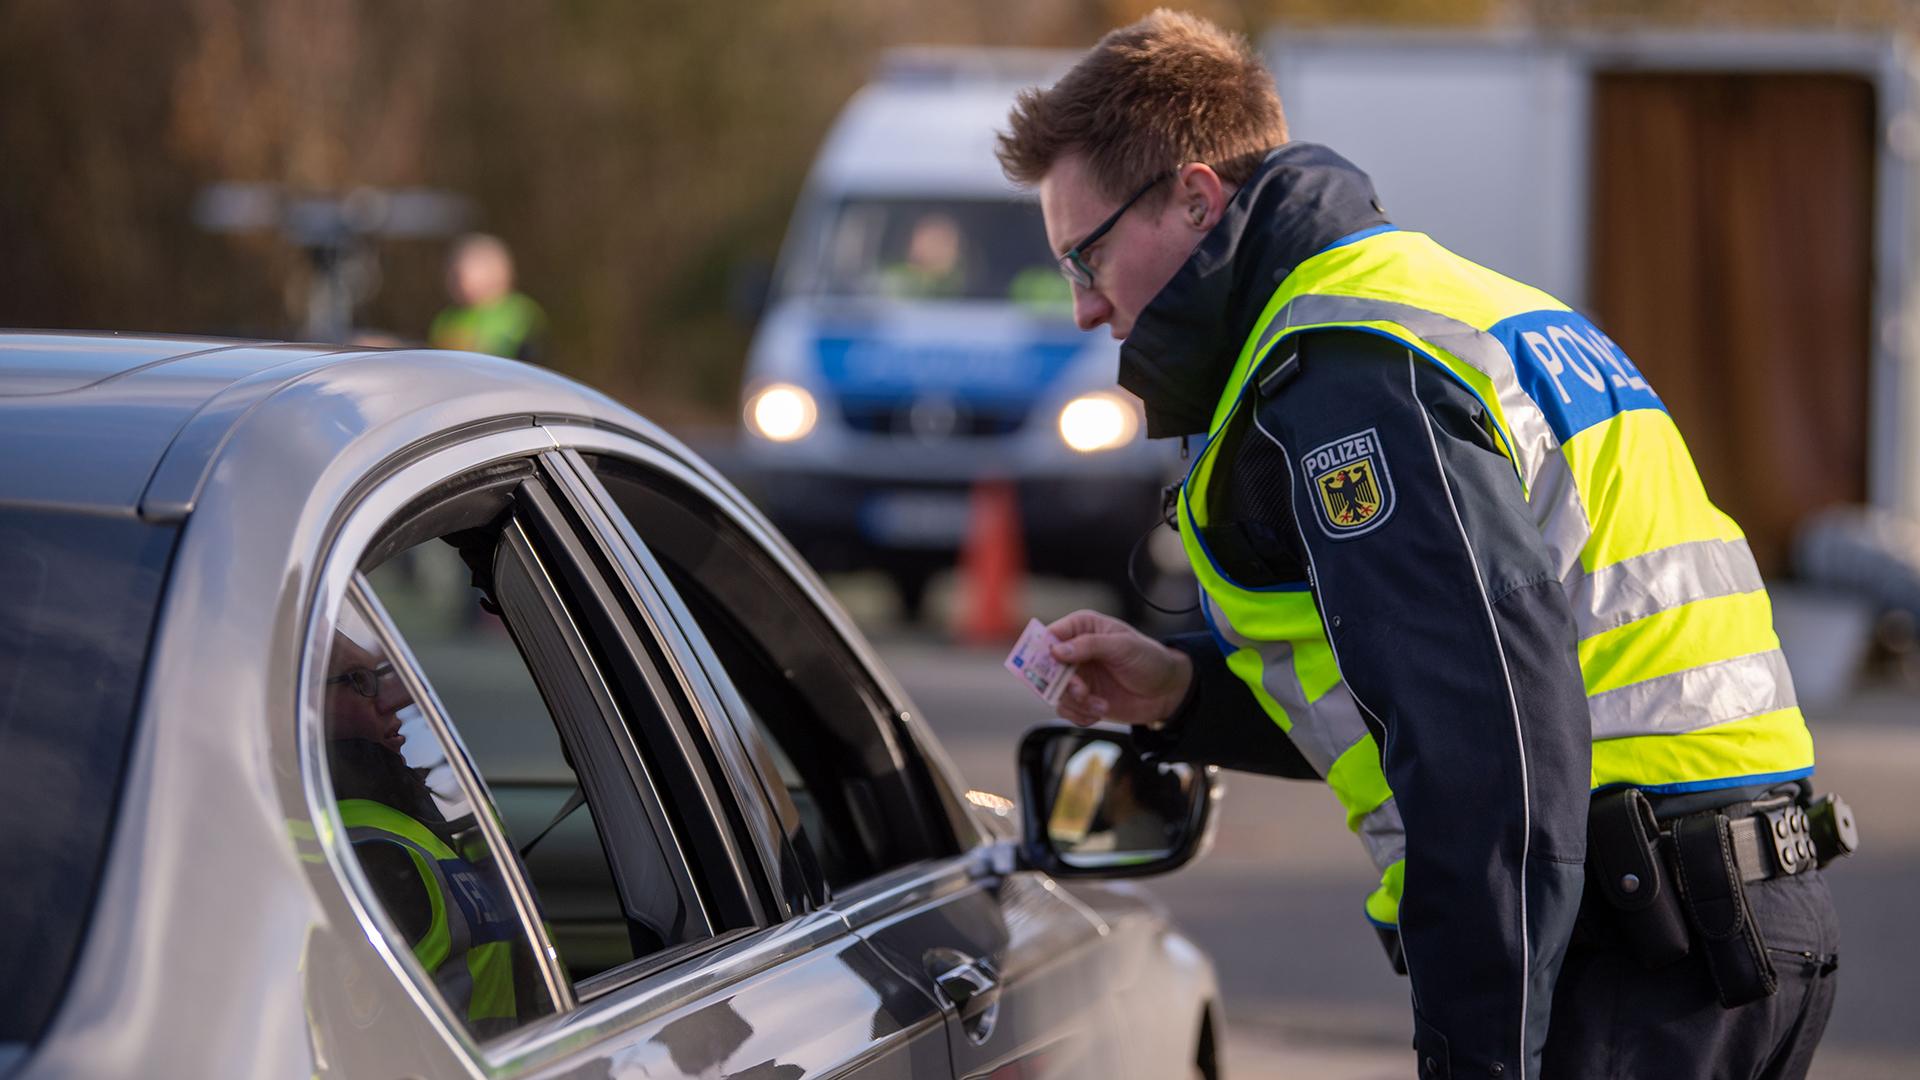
[1694,793,1858,883]
[1721,801,1815,883]
[1585,787,1857,1008]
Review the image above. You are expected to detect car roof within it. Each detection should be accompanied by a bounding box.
[0,331,683,519]
[0,332,349,513]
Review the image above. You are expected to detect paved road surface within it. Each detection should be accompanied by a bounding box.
[847,580,1920,1079]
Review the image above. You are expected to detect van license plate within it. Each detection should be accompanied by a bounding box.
[861,491,972,548]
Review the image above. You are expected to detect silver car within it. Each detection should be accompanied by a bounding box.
[0,333,1223,1079]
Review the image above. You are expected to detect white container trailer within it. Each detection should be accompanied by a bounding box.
[1265,28,1919,572]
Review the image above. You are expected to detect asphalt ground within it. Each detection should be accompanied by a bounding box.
[835,571,1920,1080]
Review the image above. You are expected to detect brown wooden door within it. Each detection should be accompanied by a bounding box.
[1589,72,1876,572]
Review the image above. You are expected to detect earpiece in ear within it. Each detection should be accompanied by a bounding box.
[1190,205,1206,226]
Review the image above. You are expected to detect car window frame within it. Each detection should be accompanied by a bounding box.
[499,470,785,981]
[579,450,959,858]
[635,528,929,889]
[300,433,782,1067]
[336,575,575,1015]
[541,435,984,896]
[535,449,812,919]
[367,466,780,963]
[354,461,730,981]
[563,450,928,893]
[485,498,718,976]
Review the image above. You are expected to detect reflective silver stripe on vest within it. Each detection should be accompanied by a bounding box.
[1204,594,1400,870]
[348,824,476,1011]
[1586,650,1799,741]
[1257,293,1595,580]
[1358,799,1407,872]
[1567,538,1768,641]
[1530,455,1595,584]
[1203,591,1369,776]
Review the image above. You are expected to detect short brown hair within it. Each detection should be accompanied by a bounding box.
[997,9,1286,202]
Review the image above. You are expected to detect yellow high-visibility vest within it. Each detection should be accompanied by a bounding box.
[339,798,520,1028]
[1177,226,1814,927]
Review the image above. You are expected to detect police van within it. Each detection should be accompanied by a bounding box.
[738,49,1185,621]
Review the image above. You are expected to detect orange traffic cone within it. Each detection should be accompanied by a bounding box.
[956,478,1025,645]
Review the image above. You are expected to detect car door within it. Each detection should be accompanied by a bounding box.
[555,435,1122,1080]
[304,438,954,1079]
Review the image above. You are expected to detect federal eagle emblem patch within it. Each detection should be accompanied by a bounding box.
[1301,427,1395,539]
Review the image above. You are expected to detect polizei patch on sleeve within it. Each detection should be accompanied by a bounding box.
[1301,427,1395,539]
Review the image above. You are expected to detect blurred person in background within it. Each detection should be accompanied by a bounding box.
[1001,10,1839,1080]
[430,233,548,365]
[879,212,967,299]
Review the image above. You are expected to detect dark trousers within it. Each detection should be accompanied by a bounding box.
[1542,868,1840,1079]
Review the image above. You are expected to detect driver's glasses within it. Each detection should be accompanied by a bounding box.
[328,661,397,699]
[1056,171,1174,290]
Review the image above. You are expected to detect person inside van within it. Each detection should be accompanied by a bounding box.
[1008,263,1073,312]
[879,212,967,299]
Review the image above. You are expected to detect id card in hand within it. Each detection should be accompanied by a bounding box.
[1004,617,1077,706]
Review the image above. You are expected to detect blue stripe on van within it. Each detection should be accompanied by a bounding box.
[815,335,1082,405]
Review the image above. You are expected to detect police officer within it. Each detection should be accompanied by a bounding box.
[996,11,1842,1079]
[429,233,548,365]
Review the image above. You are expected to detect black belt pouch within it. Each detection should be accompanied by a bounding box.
[1587,788,1690,968]
[1671,812,1778,1008]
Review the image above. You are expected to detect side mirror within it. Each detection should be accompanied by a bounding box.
[1016,725,1219,878]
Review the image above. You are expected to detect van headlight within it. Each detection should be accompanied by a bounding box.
[1057,392,1137,453]
[746,383,818,442]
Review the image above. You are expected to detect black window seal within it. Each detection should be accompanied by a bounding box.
[355,457,532,573]
[540,450,818,916]
[492,505,717,961]
[521,459,777,928]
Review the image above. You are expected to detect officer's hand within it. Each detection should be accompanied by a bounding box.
[1046,609,1192,729]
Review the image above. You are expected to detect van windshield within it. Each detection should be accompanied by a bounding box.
[798,197,1071,309]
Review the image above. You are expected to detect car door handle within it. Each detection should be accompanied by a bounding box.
[928,952,1001,1044]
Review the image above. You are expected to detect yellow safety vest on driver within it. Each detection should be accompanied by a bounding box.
[1177,226,1814,928]
[339,798,520,1029]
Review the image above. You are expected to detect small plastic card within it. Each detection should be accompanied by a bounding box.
[1004,617,1077,706]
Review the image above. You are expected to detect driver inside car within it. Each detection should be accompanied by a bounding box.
[323,629,533,1034]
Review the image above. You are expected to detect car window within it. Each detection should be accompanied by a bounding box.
[324,597,558,1037]
[0,508,178,1050]
[326,467,723,1023]
[586,458,954,894]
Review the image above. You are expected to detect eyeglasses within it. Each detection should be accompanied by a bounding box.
[327,661,397,699]
[1056,170,1176,290]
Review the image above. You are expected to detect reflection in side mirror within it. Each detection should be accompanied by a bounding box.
[1016,725,1219,878]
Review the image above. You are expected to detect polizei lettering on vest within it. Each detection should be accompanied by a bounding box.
[1303,431,1378,476]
